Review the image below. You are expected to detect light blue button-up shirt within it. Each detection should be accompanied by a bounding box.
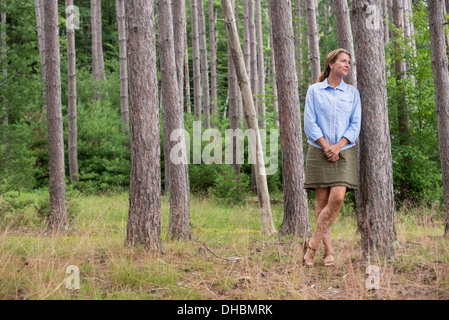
[304,78,361,150]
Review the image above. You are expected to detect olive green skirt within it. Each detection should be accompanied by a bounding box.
[304,145,358,191]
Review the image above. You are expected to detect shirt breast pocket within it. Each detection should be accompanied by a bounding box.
[339,96,353,112]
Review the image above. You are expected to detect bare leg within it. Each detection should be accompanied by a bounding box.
[304,186,346,263]
[315,188,332,255]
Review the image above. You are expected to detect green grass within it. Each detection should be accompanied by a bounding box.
[1,190,448,300]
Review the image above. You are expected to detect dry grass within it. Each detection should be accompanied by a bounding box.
[0,191,448,300]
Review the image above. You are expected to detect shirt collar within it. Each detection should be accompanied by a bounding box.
[320,78,347,92]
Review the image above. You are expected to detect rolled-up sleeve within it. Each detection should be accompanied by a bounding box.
[342,89,361,144]
[304,87,324,143]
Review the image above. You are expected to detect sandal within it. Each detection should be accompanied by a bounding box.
[301,239,316,267]
[323,253,335,267]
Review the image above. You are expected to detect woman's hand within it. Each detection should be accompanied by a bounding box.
[324,145,342,162]
[323,138,349,162]
[324,144,341,157]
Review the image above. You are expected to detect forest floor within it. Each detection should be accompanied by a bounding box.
[0,190,448,300]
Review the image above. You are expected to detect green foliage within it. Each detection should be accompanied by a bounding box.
[385,2,443,207]
[0,189,80,228]
[210,165,250,205]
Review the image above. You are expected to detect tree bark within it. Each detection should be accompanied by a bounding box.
[269,10,279,127]
[406,0,416,55]
[116,0,129,132]
[403,0,417,71]
[332,0,357,86]
[249,0,258,195]
[351,0,396,259]
[392,0,412,197]
[66,0,79,183]
[305,0,320,83]
[243,0,251,79]
[294,0,303,94]
[91,0,100,100]
[91,0,106,83]
[228,0,241,175]
[185,26,191,114]
[158,0,191,242]
[34,0,47,111]
[236,1,244,128]
[208,0,218,122]
[249,0,258,118]
[2,0,7,145]
[383,0,389,44]
[392,0,410,145]
[44,0,68,231]
[96,0,106,81]
[428,0,449,237]
[172,0,186,113]
[221,0,276,236]
[125,0,163,251]
[191,0,202,120]
[198,0,210,128]
[256,0,265,129]
[269,0,310,237]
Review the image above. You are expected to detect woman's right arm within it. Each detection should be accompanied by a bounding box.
[304,87,325,143]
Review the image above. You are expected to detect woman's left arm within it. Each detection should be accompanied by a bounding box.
[342,89,362,145]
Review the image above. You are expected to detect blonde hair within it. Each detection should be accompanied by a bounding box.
[317,48,351,83]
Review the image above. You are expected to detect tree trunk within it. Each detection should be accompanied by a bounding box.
[198,0,210,128]
[403,0,417,73]
[269,10,279,127]
[383,0,389,44]
[305,0,320,83]
[332,0,357,86]
[392,0,412,197]
[428,0,449,237]
[388,0,395,41]
[158,0,191,242]
[243,0,251,79]
[191,0,202,120]
[44,0,68,231]
[116,0,129,132]
[294,0,303,94]
[34,0,47,111]
[256,0,265,129]
[236,1,244,128]
[351,0,396,259]
[221,0,276,236]
[269,0,310,237]
[185,26,191,114]
[392,0,410,144]
[228,0,241,175]
[249,0,258,195]
[96,0,106,81]
[125,0,163,251]
[172,0,186,113]
[208,0,218,122]
[406,0,417,55]
[91,0,100,100]
[249,0,258,118]
[66,0,79,183]
[2,0,7,145]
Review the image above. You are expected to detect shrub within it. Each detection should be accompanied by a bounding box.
[210,165,250,205]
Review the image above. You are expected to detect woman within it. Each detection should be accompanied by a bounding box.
[302,48,361,267]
